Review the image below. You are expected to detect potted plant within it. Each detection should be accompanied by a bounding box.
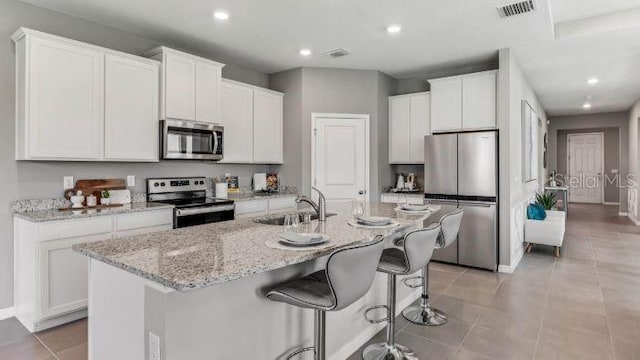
[101,189,111,205]
[535,191,557,210]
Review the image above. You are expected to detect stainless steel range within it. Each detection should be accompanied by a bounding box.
[147,177,234,228]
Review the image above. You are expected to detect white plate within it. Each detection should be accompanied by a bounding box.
[348,220,400,229]
[278,233,329,247]
[356,216,393,226]
[400,204,431,211]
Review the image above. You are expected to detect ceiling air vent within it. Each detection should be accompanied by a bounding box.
[324,48,350,58]
[497,0,536,17]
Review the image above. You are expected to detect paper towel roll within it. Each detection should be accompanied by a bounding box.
[215,183,228,199]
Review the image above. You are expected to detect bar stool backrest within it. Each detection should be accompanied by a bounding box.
[326,237,384,311]
[437,208,464,249]
[402,223,440,274]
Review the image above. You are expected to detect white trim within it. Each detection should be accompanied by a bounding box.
[567,132,605,204]
[0,307,15,321]
[619,212,628,217]
[329,288,421,360]
[498,245,525,274]
[628,213,640,226]
[311,113,371,201]
[603,202,620,205]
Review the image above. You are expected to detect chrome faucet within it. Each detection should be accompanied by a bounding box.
[296,187,327,221]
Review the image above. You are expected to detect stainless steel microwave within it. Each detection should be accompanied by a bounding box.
[161,119,223,160]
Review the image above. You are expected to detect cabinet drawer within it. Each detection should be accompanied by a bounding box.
[235,200,269,215]
[268,197,297,212]
[380,194,401,204]
[39,217,112,241]
[115,210,173,231]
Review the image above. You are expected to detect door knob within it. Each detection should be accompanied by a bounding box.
[358,190,365,195]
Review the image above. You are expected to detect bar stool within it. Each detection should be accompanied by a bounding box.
[362,223,441,360]
[401,208,464,326]
[266,237,384,360]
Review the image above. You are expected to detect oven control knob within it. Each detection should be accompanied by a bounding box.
[160,182,166,187]
[154,182,159,187]
[199,181,204,185]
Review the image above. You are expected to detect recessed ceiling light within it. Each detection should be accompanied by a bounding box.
[299,48,311,56]
[213,10,229,20]
[387,24,402,34]
[587,77,599,85]
[583,102,592,109]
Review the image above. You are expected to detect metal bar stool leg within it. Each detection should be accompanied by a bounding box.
[362,274,415,360]
[401,263,448,326]
[285,310,325,360]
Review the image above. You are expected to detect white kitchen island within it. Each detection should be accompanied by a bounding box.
[74,203,436,360]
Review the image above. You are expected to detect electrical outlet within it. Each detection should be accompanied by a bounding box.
[149,332,160,360]
[63,176,74,190]
[127,175,135,187]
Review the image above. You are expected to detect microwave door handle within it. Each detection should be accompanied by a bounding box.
[213,132,218,154]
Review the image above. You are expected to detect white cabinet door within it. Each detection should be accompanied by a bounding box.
[462,72,496,129]
[389,96,411,163]
[253,90,283,164]
[28,36,104,159]
[39,233,111,319]
[430,79,462,133]
[220,81,254,162]
[164,50,196,120]
[104,54,159,161]
[410,94,430,163]
[195,59,222,123]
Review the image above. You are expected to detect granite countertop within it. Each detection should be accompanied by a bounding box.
[226,191,298,202]
[12,202,175,222]
[73,203,433,292]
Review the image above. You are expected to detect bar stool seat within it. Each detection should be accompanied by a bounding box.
[267,238,384,360]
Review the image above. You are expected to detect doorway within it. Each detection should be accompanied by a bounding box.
[311,113,370,204]
[567,132,604,204]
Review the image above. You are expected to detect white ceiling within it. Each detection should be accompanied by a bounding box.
[19,0,640,116]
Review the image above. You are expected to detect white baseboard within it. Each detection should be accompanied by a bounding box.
[619,212,629,217]
[629,213,640,226]
[603,202,620,205]
[498,246,525,274]
[329,288,421,360]
[0,307,14,321]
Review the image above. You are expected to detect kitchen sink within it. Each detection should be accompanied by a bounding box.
[254,213,337,225]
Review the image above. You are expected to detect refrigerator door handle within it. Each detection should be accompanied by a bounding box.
[427,199,459,205]
[459,201,495,207]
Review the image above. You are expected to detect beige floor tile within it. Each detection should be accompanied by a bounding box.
[57,343,88,360]
[461,325,537,360]
[0,336,56,360]
[441,284,496,307]
[543,306,609,334]
[0,318,32,347]
[535,323,614,360]
[35,318,87,353]
[476,307,541,338]
[546,291,606,316]
[453,348,497,360]
[552,257,597,276]
[429,295,486,324]
[402,317,472,347]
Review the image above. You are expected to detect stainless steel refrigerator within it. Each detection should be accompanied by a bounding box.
[424,131,498,271]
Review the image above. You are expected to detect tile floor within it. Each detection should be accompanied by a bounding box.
[1,204,638,360]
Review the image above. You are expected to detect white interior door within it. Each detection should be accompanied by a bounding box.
[313,114,369,204]
[568,133,603,204]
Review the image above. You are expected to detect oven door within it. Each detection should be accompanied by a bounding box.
[162,120,223,160]
[174,205,235,228]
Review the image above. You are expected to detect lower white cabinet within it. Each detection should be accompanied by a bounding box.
[13,209,173,332]
[380,193,424,205]
[234,196,297,218]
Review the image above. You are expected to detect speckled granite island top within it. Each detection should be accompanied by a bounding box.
[12,202,175,222]
[73,203,429,292]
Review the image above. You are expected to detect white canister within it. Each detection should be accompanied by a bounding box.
[86,194,97,207]
[215,182,228,199]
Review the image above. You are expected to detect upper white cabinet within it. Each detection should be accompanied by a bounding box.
[104,54,159,161]
[429,70,497,133]
[253,90,284,163]
[221,81,254,163]
[220,79,284,164]
[145,46,224,123]
[389,92,430,164]
[12,28,160,162]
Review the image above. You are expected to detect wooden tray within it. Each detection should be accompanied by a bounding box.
[58,204,124,211]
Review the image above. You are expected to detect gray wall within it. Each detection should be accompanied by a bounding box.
[557,128,621,203]
[0,0,272,309]
[269,67,397,201]
[548,111,630,211]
